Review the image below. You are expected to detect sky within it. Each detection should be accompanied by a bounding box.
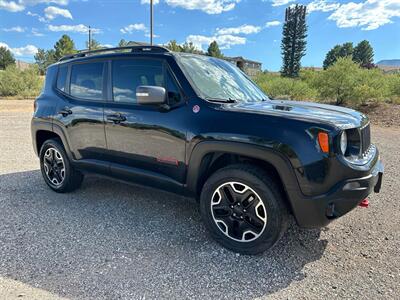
[0,0,399,71]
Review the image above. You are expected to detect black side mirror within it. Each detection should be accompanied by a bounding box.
[136,86,166,105]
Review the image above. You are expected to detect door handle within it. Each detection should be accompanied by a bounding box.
[106,113,126,123]
[58,107,72,117]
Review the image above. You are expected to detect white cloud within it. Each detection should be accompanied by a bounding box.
[216,24,261,35]
[0,1,24,11]
[27,11,46,22]
[307,0,340,13]
[328,0,400,30]
[270,0,294,7]
[0,0,68,12]
[100,44,114,48]
[0,42,38,56]
[165,0,240,14]
[186,34,246,50]
[120,23,147,34]
[265,20,281,27]
[144,33,160,38]
[141,0,160,4]
[3,26,25,32]
[31,28,44,36]
[48,24,101,34]
[44,6,72,20]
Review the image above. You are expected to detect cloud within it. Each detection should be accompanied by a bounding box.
[307,0,340,13]
[31,28,44,36]
[0,42,38,56]
[2,26,25,32]
[269,0,294,7]
[265,20,281,27]
[216,24,261,35]
[0,0,68,12]
[120,23,147,34]
[186,34,246,50]
[328,0,400,30]
[141,0,159,4]
[0,1,24,11]
[48,24,101,34]
[164,0,240,14]
[27,11,47,22]
[44,6,72,20]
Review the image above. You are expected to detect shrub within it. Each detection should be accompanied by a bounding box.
[0,65,43,98]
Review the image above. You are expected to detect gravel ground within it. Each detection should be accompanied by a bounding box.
[0,100,399,299]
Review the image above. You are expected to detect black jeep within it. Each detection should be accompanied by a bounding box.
[31,46,383,254]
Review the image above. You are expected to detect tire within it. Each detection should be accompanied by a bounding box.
[200,164,289,255]
[39,138,83,193]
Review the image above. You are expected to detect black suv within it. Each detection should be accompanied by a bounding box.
[32,46,383,254]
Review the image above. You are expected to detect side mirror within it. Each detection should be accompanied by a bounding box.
[136,85,166,105]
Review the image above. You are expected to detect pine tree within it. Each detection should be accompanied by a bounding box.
[353,40,374,68]
[207,41,223,58]
[54,35,76,60]
[0,46,15,70]
[34,49,56,75]
[86,38,102,50]
[166,40,182,52]
[118,39,128,47]
[281,4,307,77]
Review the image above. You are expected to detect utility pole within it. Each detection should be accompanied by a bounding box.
[88,25,92,50]
[150,0,153,45]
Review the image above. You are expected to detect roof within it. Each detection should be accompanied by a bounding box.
[225,56,262,65]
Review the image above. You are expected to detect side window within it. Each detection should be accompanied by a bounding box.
[166,71,182,105]
[70,62,104,100]
[56,65,68,92]
[112,59,164,103]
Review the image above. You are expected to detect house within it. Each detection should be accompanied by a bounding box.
[224,56,262,77]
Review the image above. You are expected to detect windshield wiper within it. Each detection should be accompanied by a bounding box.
[206,97,237,103]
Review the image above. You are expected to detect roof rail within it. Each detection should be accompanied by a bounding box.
[59,45,170,62]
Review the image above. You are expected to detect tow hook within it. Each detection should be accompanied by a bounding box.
[359,198,369,208]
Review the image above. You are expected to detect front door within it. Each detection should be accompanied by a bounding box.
[103,58,187,184]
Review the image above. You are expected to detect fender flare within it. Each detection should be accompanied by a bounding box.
[186,141,301,198]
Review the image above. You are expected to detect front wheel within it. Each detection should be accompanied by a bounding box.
[200,164,288,255]
[39,138,83,193]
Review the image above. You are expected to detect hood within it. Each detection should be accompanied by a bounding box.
[221,100,368,129]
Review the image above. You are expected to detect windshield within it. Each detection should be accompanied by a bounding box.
[176,54,269,103]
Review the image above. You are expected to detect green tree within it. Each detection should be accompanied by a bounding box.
[34,49,56,75]
[166,40,182,52]
[86,38,102,50]
[318,57,360,105]
[0,46,15,70]
[118,39,128,47]
[54,34,76,60]
[323,42,353,69]
[353,40,374,68]
[207,41,223,58]
[181,42,203,54]
[281,4,308,77]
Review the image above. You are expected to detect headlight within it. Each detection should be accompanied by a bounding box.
[340,131,347,155]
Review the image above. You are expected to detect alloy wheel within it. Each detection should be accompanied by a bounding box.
[210,182,267,242]
[43,147,65,186]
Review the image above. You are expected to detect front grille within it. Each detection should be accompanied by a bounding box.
[360,123,371,155]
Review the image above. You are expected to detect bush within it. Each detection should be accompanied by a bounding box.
[255,72,317,100]
[0,65,43,98]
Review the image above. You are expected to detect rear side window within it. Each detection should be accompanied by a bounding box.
[70,62,104,100]
[112,59,163,103]
[56,65,68,92]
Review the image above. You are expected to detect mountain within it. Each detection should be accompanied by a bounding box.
[376,59,400,67]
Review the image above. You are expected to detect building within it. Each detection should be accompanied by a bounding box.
[224,56,262,77]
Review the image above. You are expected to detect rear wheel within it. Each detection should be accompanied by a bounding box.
[39,138,83,193]
[200,164,288,255]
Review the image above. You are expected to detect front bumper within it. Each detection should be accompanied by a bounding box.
[292,157,384,228]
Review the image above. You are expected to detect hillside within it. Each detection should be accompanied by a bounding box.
[377,59,400,67]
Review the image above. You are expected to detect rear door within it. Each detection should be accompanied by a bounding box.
[53,61,107,162]
[103,57,187,184]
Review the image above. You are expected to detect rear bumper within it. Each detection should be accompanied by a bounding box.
[292,158,384,228]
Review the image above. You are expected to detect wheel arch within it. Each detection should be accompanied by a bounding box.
[186,141,301,211]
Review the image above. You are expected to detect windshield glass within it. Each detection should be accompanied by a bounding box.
[176,54,269,102]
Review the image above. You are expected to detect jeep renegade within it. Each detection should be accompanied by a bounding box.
[31,46,383,254]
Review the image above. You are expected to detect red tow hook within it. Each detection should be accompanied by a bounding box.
[359,198,369,208]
